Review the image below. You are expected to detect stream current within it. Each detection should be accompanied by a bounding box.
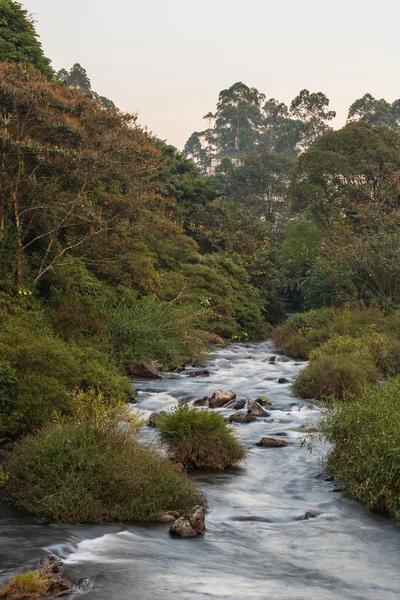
[0,342,399,599]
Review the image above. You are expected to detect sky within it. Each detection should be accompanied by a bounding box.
[26,0,400,150]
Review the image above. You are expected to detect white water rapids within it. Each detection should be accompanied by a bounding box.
[0,342,399,599]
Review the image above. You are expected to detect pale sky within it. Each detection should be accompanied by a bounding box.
[26,0,400,150]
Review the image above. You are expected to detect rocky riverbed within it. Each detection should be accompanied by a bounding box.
[1,342,399,599]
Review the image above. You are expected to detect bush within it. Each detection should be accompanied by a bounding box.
[0,306,131,438]
[111,295,221,370]
[310,333,400,376]
[0,571,52,599]
[292,354,380,400]
[305,378,400,521]
[159,404,246,469]
[1,396,204,523]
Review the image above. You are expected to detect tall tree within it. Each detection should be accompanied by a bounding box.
[347,93,400,130]
[290,89,336,150]
[56,63,115,109]
[206,82,265,152]
[0,0,53,78]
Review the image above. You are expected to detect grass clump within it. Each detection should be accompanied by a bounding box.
[159,404,246,469]
[293,354,380,400]
[304,377,400,521]
[0,570,52,599]
[1,392,204,523]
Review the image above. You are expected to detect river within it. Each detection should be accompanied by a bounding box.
[1,341,399,599]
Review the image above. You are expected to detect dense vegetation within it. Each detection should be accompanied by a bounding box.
[304,378,400,522]
[1,0,400,525]
[159,404,246,469]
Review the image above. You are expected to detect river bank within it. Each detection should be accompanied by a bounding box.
[1,341,399,599]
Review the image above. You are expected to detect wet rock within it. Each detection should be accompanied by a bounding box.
[255,396,272,406]
[274,431,288,437]
[209,390,236,408]
[169,506,206,538]
[148,411,167,427]
[295,511,321,521]
[248,403,270,417]
[169,517,197,537]
[256,437,287,448]
[278,377,290,384]
[188,369,210,377]
[194,397,208,406]
[187,505,206,534]
[315,472,334,482]
[267,355,276,363]
[229,412,257,424]
[233,399,247,410]
[130,360,164,379]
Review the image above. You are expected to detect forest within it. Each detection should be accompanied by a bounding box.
[0,2,399,582]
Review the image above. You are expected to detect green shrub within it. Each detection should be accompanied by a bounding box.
[292,354,380,400]
[1,398,204,523]
[310,333,400,376]
[0,308,131,438]
[305,378,400,521]
[0,570,52,599]
[159,404,246,469]
[111,295,221,370]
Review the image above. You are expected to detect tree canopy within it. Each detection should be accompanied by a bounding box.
[0,0,53,77]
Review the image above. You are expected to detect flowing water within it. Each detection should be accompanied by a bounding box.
[1,342,399,599]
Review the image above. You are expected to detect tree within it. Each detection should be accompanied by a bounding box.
[290,89,336,150]
[209,82,265,152]
[290,121,400,229]
[220,150,294,238]
[347,93,400,130]
[56,63,115,109]
[0,0,53,78]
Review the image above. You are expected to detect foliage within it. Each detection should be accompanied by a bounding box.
[1,396,204,523]
[0,301,131,438]
[159,404,246,469]
[56,62,115,109]
[347,93,400,129]
[292,353,380,400]
[0,570,52,599]
[111,295,222,370]
[0,0,53,77]
[305,378,400,521]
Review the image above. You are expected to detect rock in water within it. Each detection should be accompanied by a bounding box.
[229,411,257,424]
[248,403,270,417]
[278,377,290,384]
[130,360,163,379]
[170,517,197,538]
[233,399,247,410]
[209,390,236,408]
[169,506,206,537]
[256,437,287,448]
[256,396,272,406]
[194,397,209,406]
[148,411,167,427]
[188,369,210,377]
[187,505,206,534]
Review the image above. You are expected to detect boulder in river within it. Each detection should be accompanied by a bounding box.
[209,390,236,408]
[255,396,272,406]
[130,360,164,379]
[170,505,206,538]
[256,437,287,448]
[248,403,270,417]
[229,412,257,424]
[194,396,209,406]
[148,411,167,427]
[233,399,247,410]
[278,377,290,384]
[188,369,210,377]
